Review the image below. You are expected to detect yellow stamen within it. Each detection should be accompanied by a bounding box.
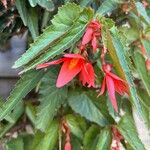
[68,59,79,70]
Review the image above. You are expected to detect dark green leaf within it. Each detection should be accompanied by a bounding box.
[117,114,146,150]
[35,67,67,131]
[68,92,109,126]
[134,51,150,97]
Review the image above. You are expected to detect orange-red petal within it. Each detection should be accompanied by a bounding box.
[106,75,118,112]
[82,27,93,45]
[56,60,82,87]
[36,59,64,69]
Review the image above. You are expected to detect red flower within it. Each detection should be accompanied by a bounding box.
[98,64,128,112]
[62,120,72,150]
[81,20,101,52]
[142,1,148,8]
[36,54,95,88]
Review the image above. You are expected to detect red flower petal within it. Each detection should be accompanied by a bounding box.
[98,77,106,96]
[79,63,95,87]
[82,28,93,45]
[91,35,97,52]
[106,75,118,112]
[64,54,85,60]
[56,60,82,87]
[36,59,64,69]
[108,72,125,82]
[114,79,128,95]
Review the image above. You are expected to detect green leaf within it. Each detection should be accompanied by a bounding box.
[28,0,54,11]
[134,51,150,97]
[96,127,112,150]
[141,39,150,58]
[135,2,150,24]
[31,120,59,150]
[19,7,94,73]
[0,102,24,138]
[97,0,123,15]
[80,0,91,7]
[25,103,36,125]
[83,125,100,150]
[65,114,84,140]
[109,27,144,121]
[28,0,37,7]
[27,8,39,39]
[4,137,24,150]
[15,0,28,26]
[0,70,44,121]
[117,114,146,150]
[13,3,81,69]
[35,67,67,131]
[37,0,54,11]
[15,0,39,39]
[68,92,109,126]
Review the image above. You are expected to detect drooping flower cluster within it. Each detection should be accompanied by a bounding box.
[80,20,101,52]
[111,127,123,150]
[139,44,150,70]
[98,64,128,112]
[62,120,71,150]
[36,20,128,113]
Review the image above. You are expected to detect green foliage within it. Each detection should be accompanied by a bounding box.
[31,120,59,150]
[96,127,112,150]
[35,67,68,131]
[68,92,109,126]
[0,1,149,149]
[134,51,150,96]
[117,114,146,150]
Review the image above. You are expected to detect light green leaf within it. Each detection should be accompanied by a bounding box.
[31,120,59,150]
[96,127,112,150]
[141,39,150,58]
[97,0,123,15]
[135,2,150,24]
[68,92,109,126]
[134,51,150,97]
[28,0,37,7]
[13,3,81,69]
[83,125,100,150]
[65,114,84,140]
[109,27,144,121]
[0,70,44,121]
[117,114,146,150]
[35,67,67,131]
[4,137,24,150]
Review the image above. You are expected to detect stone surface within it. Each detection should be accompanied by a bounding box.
[0,32,27,98]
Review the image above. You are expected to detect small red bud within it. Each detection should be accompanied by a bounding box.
[64,142,71,150]
[146,59,150,70]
